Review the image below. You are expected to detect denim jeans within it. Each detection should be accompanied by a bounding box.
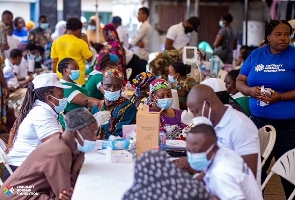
[250,115,295,199]
[2,164,18,182]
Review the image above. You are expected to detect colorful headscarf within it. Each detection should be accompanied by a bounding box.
[122,150,211,200]
[132,72,156,95]
[102,23,120,42]
[149,78,171,94]
[103,69,124,81]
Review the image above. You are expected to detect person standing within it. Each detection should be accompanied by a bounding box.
[236,20,295,198]
[13,17,28,43]
[86,16,105,45]
[28,15,52,69]
[51,18,93,86]
[112,16,129,48]
[213,13,238,64]
[4,24,21,59]
[165,16,200,50]
[131,7,152,72]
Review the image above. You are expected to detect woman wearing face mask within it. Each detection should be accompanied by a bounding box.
[213,13,238,64]
[168,61,198,110]
[3,73,69,181]
[130,71,156,109]
[91,69,136,139]
[149,79,186,140]
[86,16,105,44]
[58,58,100,129]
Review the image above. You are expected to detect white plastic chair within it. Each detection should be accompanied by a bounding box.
[0,138,13,185]
[261,149,295,200]
[258,125,276,167]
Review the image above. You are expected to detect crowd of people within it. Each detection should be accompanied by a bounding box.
[0,6,294,200]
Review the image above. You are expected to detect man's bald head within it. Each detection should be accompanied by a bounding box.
[187,84,222,116]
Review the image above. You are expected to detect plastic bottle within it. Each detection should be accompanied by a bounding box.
[125,81,132,91]
[128,137,136,159]
[159,130,166,150]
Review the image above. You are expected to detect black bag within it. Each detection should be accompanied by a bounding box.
[213,28,229,60]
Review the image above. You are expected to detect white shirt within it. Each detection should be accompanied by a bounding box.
[14,57,29,79]
[3,58,19,88]
[7,100,62,166]
[166,22,191,50]
[215,105,261,184]
[204,147,263,200]
[231,92,245,99]
[124,46,133,64]
[131,20,152,61]
[3,35,21,59]
[116,25,129,49]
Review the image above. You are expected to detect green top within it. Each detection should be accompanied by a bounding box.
[59,81,90,129]
[85,70,104,100]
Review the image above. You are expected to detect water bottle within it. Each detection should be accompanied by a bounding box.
[159,130,166,150]
[128,137,136,159]
[125,81,132,91]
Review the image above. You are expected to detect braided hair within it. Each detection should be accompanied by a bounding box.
[226,69,240,82]
[171,61,191,77]
[6,83,55,152]
[264,20,292,43]
[99,54,119,72]
[57,57,75,74]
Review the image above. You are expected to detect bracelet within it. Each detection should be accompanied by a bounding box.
[281,93,284,101]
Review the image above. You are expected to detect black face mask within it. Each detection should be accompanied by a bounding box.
[184,27,194,34]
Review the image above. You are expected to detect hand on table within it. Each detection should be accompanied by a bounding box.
[93,111,111,126]
[59,188,73,200]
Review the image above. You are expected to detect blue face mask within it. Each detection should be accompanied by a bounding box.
[49,96,67,113]
[88,25,96,31]
[156,98,173,110]
[76,130,96,153]
[104,90,121,101]
[187,144,215,171]
[168,75,176,83]
[219,21,225,28]
[68,70,80,81]
[40,23,49,29]
[35,55,42,62]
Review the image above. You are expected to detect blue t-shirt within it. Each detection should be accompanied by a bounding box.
[240,45,295,119]
[13,28,28,43]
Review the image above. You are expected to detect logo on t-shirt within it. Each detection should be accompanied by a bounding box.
[3,184,14,196]
[255,64,285,73]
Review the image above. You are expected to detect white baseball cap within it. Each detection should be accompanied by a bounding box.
[80,16,87,23]
[32,73,71,90]
[200,78,226,92]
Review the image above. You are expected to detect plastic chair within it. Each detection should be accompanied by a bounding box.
[258,125,276,167]
[0,139,13,185]
[261,149,295,200]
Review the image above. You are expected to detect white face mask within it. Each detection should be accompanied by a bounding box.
[192,101,213,126]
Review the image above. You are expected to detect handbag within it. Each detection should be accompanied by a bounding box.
[213,28,229,60]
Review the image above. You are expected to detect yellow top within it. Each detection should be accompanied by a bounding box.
[51,34,93,85]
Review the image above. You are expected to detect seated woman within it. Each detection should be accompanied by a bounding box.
[130,71,155,109]
[58,57,100,129]
[92,69,136,139]
[224,69,250,116]
[149,79,186,139]
[3,73,68,181]
[168,61,198,110]
[85,53,119,100]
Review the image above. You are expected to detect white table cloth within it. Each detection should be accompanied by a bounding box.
[72,150,134,200]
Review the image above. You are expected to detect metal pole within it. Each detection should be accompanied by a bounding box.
[186,0,190,19]
[244,0,248,46]
[95,0,99,43]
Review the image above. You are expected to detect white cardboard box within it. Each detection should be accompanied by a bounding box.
[106,147,133,163]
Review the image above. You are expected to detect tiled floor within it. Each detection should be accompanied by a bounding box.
[264,158,286,200]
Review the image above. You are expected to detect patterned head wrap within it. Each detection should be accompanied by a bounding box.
[132,72,156,95]
[122,150,211,200]
[103,69,124,81]
[149,78,171,94]
[102,23,120,42]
